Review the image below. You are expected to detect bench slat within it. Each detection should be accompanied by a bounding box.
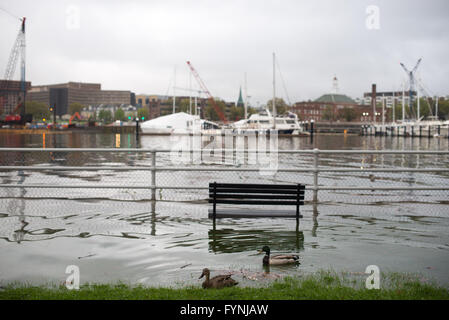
[210,183,304,190]
[209,194,303,200]
[209,188,303,194]
[209,199,305,206]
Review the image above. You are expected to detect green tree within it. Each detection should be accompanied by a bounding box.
[414,98,434,119]
[114,108,125,121]
[69,102,85,115]
[204,100,227,121]
[178,98,191,113]
[229,106,244,121]
[322,105,336,121]
[247,107,258,116]
[339,107,357,122]
[393,103,405,121]
[25,101,51,121]
[437,98,449,120]
[137,107,149,120]
[98,109,112,124]
[265,98,289,115]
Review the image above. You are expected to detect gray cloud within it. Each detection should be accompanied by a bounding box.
[1,0,448,106]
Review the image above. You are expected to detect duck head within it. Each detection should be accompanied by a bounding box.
[199,268,210,279]
[258,246,270,255]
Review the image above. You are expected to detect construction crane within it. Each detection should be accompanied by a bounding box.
[1,17,27,123]
[186,61,227,123]
[400,58,422,119]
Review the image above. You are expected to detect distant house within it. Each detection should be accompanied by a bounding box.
[291,94,370,122]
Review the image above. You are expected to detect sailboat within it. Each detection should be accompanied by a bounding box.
[231,109,305,134]
[230,53,306,135]
[140,65,222,135]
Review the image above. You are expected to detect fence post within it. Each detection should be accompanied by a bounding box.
[313,148,319,203]
[151,151,156,201]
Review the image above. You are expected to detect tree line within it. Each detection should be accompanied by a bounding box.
[23,96,449,124]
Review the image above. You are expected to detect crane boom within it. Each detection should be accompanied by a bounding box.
[400,58,422,120]
[2,17,26,121]
[4,18,25,81]
[186,61,227,123]
[412,58,422,73]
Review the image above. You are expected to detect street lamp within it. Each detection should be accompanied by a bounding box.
[362,112,369,122]
[375,112,380,123]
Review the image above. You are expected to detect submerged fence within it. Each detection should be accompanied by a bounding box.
[0,148,449,215]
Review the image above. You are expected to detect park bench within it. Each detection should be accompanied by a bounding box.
[208,182,305,219]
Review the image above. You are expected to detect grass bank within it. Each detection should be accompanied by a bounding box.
[1,271,448,300]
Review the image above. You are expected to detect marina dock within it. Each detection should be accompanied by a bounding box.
[361,122,449,138]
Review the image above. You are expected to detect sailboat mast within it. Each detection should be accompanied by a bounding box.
[244,72,248,120]
[195,95,198,116]
[435,96,439,120]
[402,81,405,122]
[173,66,176,114]
[417,82,420,120]
[392,93,395,123]
[189,71,192,115]
[272,52,276,129]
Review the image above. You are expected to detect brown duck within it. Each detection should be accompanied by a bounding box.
[199,268,238,289]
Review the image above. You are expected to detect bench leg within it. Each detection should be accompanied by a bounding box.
[296,184,300,219]
[213,181,217,218]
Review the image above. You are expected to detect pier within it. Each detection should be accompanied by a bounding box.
[361,122,449,138]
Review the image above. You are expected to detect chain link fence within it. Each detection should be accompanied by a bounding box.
[1,148,449,218]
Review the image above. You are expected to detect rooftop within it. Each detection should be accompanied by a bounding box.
[314,93,357,104]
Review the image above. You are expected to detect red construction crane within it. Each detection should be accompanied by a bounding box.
[69,112,82,125]
[186,61,227,123]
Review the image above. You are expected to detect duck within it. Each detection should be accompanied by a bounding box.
[199,268,238,289]
[258,246,299,265]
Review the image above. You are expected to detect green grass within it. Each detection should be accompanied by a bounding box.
[1,271,448,300]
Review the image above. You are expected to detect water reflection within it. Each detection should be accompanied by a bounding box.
[12,161,27,243]
[312,202,319,237]
[208,220,304,254]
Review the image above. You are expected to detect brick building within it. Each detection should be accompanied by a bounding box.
[291,93,371,122]
[0,80,32,116]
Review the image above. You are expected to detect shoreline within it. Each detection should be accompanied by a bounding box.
[1,271,448,300]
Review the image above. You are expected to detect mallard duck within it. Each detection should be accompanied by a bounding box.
[258,246,299,265]
[199,268,238,289]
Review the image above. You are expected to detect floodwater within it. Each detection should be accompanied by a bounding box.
[0,132,448,288]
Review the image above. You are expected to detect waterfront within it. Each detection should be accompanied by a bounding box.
[0,132,448,287]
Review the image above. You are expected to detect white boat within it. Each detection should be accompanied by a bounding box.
[140,112,220,135]
[229,53,307,135]
[230,109,306,135]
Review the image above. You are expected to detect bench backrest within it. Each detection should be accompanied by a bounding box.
[208,183,305,206]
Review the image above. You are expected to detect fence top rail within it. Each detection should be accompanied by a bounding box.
[0,148,449,155]
[1,166,449,173]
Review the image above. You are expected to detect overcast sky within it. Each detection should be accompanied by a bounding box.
[1,0,448,106]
